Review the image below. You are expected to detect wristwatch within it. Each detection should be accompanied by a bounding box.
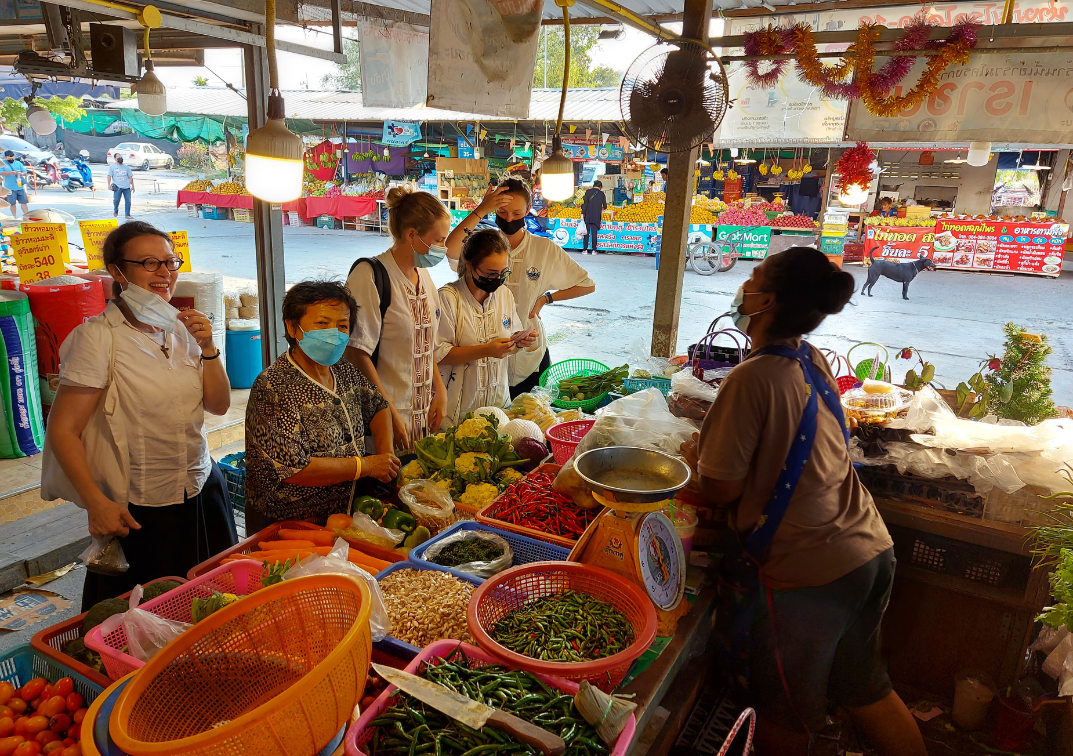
[544,291,554,305]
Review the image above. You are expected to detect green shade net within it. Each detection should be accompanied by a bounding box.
[58,110,119,134]
[63,109,321,144]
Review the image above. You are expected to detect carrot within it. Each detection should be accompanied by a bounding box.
[348,549,389,573]
[258,540,316,551]
[278,529,336,546]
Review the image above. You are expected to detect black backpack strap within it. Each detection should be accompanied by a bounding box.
[349,257,391,367]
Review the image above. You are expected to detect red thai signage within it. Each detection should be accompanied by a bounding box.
[863,226,934,263]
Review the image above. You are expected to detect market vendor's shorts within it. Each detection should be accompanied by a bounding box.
[750,547,895,732]
[7,188,27,205]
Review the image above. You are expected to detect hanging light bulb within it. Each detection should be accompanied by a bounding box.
[967,141,991,167]
[136,59,167,116]
[838,184,869,206]
[730,147,739,158]
[245,0,304,203]
[25,96,55,136]
[383,147,390,158]
[944,153,968,164]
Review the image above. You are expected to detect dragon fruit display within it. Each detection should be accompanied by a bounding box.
[717,206,770,227]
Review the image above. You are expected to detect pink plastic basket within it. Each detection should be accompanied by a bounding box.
[83,560,266,680]
[343,640,637,756]
[546,420,595,464]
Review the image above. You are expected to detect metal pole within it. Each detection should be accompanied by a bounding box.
[244,43,288,366]
[650,0,711,358]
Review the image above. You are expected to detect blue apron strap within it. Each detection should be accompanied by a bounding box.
[742,342,845,561]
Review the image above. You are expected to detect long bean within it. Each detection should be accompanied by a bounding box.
[367,651,608,756]
[491,591,634,663]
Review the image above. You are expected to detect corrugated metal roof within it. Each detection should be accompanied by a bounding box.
[107,86,625,123]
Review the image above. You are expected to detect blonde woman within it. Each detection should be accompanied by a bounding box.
[346,186,449,449]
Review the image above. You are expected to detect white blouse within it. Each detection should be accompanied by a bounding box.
[54,302,210,507]
[347,251,440,443]
[435,280,521,430]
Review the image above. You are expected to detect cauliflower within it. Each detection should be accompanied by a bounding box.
[495,467,524,488]
[454,415,497,452]
[459,482,500,508]
[456,452,492,480]
[456,416,494,439]
[398,459,426,486]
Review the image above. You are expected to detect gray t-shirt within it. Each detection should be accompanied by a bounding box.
[108,163,134,189]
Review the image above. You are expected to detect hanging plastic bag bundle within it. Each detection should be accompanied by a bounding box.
[98,584,192,663]
[283,537,391,641]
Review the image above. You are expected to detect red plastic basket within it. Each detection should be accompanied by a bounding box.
[837,375,859,395]
[546,420,595,464]
[475,465,598,550]
[186,519,404,579]
[467,562,657,692]
[31,576,187,688]
[344,639,638,756]
[84,561,266,680]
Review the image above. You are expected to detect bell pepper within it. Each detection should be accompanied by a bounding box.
[381,508,417,534]
[352,495,385,521]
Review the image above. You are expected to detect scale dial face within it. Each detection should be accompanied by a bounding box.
[636,512,686,611]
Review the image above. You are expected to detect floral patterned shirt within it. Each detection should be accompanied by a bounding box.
[245,352,389,522]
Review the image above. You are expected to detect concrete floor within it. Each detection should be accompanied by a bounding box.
[32,165,1073,405]
[0,565,84,654]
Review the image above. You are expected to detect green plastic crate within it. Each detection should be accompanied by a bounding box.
[539,359,610,412]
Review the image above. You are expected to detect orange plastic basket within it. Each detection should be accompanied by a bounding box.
[109,574,372,756]
[467,562,656,692]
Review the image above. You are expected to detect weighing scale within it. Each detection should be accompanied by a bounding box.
[567,447,692,636]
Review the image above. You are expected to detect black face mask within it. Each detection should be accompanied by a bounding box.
[495,215,525,235]
[472,272,506,294]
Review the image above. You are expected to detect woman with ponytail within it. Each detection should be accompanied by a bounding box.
[681,247,926,756]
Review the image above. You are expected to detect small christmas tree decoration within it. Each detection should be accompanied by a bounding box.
[985,323,1058,425]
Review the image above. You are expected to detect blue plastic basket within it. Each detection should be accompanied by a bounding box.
[621,377,672,396]
[408,521,571,582]
[0,643,104,707]
[218,451,247,538]
[373,562,482,660]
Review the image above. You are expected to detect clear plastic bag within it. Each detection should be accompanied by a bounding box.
[670,369,719,403]
[284,537,391,641]
[98,584,191,663]
[80,536,129,575]
[399,481,456,535]
[340,511,405,548]
[421,530,513,578]
[509,388,559,434]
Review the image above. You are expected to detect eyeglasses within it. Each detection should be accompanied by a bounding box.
[476,268,511,280]
[121,257,184,272]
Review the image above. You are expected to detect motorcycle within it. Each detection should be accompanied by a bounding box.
[58,154,93,191]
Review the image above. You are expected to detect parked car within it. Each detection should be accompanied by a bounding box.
[106,142,174,170]
[0,135,57,167]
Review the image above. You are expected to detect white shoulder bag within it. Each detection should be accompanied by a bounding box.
[40,326,130,508]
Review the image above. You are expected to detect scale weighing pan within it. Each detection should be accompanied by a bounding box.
[574,446,691,511]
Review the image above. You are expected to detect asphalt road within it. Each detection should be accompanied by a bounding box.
[32,165,1073,406]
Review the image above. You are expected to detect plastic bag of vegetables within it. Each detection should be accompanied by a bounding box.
[421,529,513,578]
[98,584,191,663]
[340,511,406,548]
[399,480,456,534]
[284,537,391,641]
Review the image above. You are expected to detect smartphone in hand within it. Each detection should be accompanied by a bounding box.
[510,327,535,344]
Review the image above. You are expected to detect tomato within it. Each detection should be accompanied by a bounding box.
[8,700,26,717]
[22,719,46,737]
[13,721,25,738]
[59,698,76,720]
[33,734,56,747]
[0,737,23,756]
[59,746,79,756]
[0,708,12,721]
[66,712,82,729]
[14,741,40,756]
[34,702,61,722]
[45,686,67,707]
[40,745,61,756]
[0,684,13,707]
[17,684,43,705]
[0,720,10,739]
[45,716,67,737]
[36,687,50,705]
[62,729,76,746]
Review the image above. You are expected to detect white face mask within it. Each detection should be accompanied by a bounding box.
[730,286,771,335]
[118,279,180,332]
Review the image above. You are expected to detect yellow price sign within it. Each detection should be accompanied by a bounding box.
[21,222,69,264]
[168,231,192,272]
[78,219,118,270]
[11,230,65,285]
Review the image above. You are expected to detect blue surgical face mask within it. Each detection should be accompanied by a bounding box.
[729,286,771,334]
[118,277,179,333]
[298,326,349,366]
[412,236,447,268]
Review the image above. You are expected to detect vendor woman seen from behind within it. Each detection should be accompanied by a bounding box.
[244,281,399,530]
[346,186,449,450]
[681,247,926,756]
[446,178,595,397]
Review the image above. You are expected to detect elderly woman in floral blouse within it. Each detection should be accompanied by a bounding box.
[245,281,400,529]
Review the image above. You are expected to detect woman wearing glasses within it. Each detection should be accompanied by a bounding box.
[435,229,537,429]
[43,221,236,608]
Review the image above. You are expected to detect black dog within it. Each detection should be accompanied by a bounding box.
[861,251,937,300]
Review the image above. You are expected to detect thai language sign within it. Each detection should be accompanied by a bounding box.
[863,226,935,262]
[10,228,64,285]
[846,51,1073,144]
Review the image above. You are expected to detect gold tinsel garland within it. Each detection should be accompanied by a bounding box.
[854,24,976,118]
[791,25,854,89]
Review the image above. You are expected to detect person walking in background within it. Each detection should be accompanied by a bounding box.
[1,150,28,218]
[108,154,135,219]
[580,181,607,255]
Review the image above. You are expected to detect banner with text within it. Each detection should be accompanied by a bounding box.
[863,226,935,263]
[561,140,626,163]
[359,20,429,108]
[10,230,64,285]
[169,231,192,273]
[78,219,118,270]
[382,120,422,147]
[427,0,541,117]
[847,51,1073,144]
[21,223,68,264]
